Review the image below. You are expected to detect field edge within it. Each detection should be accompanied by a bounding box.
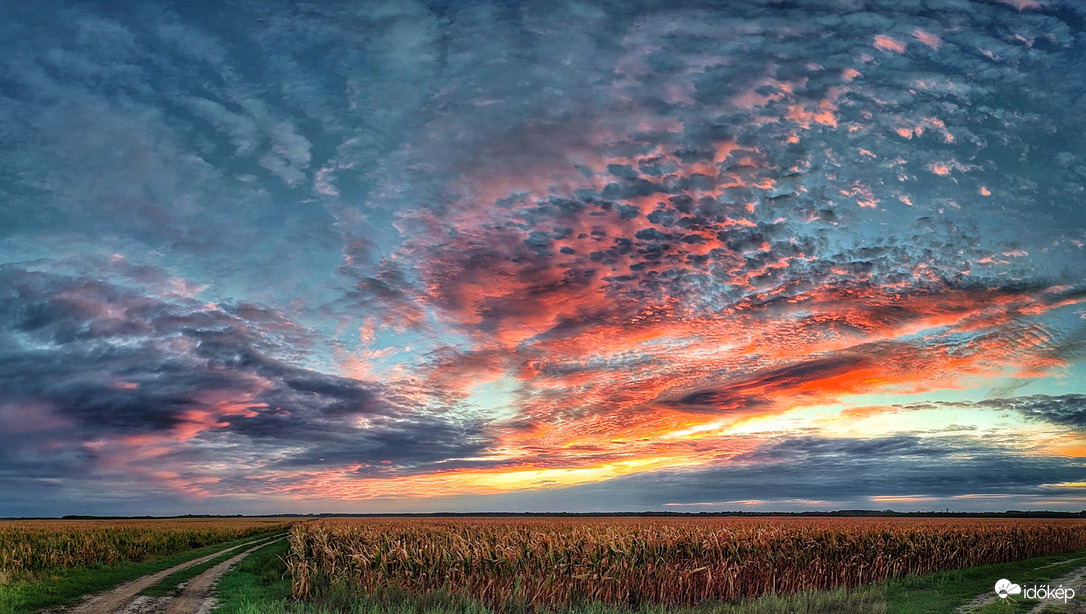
[0,530,285,614]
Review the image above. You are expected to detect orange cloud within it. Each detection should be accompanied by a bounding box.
[873,35,906,54]
[912,29,942,49]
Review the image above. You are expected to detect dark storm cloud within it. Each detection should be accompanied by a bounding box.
[980,394,1086,428]
[0,266,491,492]
[821,394,1086,434]
[692,436,1079,501]
[481,434,1086,510]
[669,355,867,411]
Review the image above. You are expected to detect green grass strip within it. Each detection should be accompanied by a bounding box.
[140,534,284,598]
[0,530,284,614]
[211,538,297,614]
[885,549,1086,614]
[211,545,1086,614]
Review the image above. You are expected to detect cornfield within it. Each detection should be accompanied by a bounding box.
[0,518,293,580]
[287,517,1086,609]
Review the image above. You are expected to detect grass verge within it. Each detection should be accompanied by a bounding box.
[0,531,281,614]
[212,546,1086,614]
[885,550,1086,614]
[211,538,297,614]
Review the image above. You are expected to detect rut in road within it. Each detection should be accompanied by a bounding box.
[64,534,281,614]
[162,537,285,614]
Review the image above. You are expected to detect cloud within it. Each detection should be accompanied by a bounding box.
[1,0,1086,513]
[982,394,1086,428]
[486,433,1086,510]
[0,265,491,503]
[359,430,1086,513]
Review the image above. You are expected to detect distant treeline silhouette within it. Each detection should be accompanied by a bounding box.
[23,509,1086,520]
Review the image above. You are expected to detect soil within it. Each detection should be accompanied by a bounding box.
[54,535,282,614]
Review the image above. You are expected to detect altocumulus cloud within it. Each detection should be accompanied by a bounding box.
[0,0,1085,514]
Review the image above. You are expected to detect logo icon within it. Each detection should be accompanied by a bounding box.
[995,579,1022,599]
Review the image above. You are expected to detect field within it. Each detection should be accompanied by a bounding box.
[286,517,1086,611]
[0,517,292,583]
[4,516,1086,614]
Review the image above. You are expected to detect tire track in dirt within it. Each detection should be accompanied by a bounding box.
[1026,565,1086,613]
[62,534,281,614]
[162,537,285,614]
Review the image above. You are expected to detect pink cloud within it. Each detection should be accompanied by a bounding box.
[873,34,907,54]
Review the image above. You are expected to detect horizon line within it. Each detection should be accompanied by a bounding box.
[7,509,1086,520]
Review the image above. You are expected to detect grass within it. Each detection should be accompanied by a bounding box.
[212,538,297,614]
[0,531,280,614]
[214,543,1086,614]
[885,550,1086,613]
[139,534,283,598]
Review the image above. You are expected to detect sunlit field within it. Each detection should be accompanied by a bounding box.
[286,517,1086,610]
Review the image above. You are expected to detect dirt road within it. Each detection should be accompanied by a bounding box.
[162,537,282,614]
[60,534,283,614]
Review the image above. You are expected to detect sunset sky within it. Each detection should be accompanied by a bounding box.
[2,0,1086,516]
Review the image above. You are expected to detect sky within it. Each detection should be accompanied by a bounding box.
[1,0,1085,517]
